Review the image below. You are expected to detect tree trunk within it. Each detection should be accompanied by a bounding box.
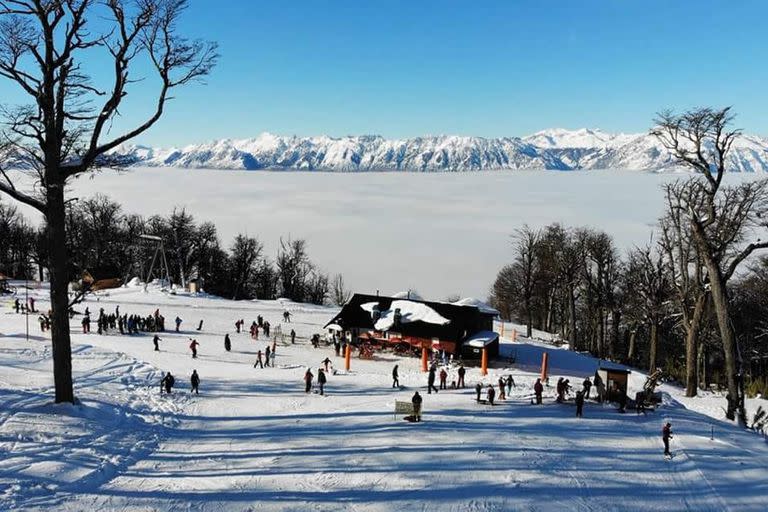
[46,181,75,404]
[648,321,658,373]
[627,327,637,363]
[706,262,745,424]
[610,310,620,361]
[568,284,577,350]
[699,342,708,391]
[525,295,532,338]
[685,294,706,397]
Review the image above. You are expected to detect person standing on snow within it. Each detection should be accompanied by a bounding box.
[475,382,483,402]
[317,368,327,395]
[197,319,204,331]
[575,390,585,418]
[291,329,296,344]
[662,422,673,457]
[175,316,182,332]
[534,378,543,405]
[487,384,496,405]
[153,334,161,351]
[321,357,332,372]
[427,365,438,394]
[439,368,448,390]
[457,365,466,388]
[506,375,515,395]
[264,345,271,367]
[190,370,200,395]
[304,368,314,393]
[189,338,199,359]
[582,377,592,400]
[160,372,175,394]
[392,365,400,388]
[254,350,264,368]
[498,377,506,400]
[224,333,231,352]
[412,391,423,422]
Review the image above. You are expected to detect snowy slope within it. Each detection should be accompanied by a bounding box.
[1,283,768,511]
[112,129,768,172]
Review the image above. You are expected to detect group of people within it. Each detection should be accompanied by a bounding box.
[13,297,36,314]
[160,369,200,395]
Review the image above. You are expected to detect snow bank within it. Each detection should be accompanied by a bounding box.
[361,299,449,330]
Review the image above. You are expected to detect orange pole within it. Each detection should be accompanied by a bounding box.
[500,322,505,338]
[481,347,488,376]
[512,329,517,342]
[421,347,428,372]
[345,343,351,371]
[540,352,549,381]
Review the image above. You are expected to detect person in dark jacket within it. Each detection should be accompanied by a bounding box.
[575,390,585,418]
[291,329,296,344]
[392,365,400,388]
[224,334,231,352]
[457,365,466,388]
[321,357,332,372]
[304,369,314,393]
[427,366,438,394]
[662,422,673,457]
[160,372,175,394]
[264,346,271,367]
[412,391,423,422]
[487,384,496,405]
[534,378,544,405]
[190,370,200,394]
[475,382,483,402]
[439,368,448,390]
[175,316,182,332]
[317,368,327,395]
[582,377,592,399]
[153,334,161,351]
[254,350,263,369]
[197,319,204,331]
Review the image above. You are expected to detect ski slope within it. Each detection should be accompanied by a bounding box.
[1,284,767,511]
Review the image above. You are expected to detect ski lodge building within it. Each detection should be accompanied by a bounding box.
[325,293,500,359]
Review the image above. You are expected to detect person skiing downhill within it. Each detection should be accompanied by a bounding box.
[190,370,200,394]
[662,422,673,457]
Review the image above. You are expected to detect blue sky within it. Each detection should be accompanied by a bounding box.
[2,0,768,145]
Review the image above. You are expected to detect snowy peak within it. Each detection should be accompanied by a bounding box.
[112,129,768,173]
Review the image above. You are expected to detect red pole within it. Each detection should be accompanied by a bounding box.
[541,352,549,381]
[481,347,488,376]
[345,343,351,371]
[421,347,428,372]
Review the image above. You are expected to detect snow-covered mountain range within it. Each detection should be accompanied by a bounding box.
[113,128,768,172]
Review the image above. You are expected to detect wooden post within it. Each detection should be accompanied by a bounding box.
[500,322,505,338]
[345,343,351,371]
[421,346,428,372]
[541,352,549,381]
[481,347,488,376]
[512,329,517,342]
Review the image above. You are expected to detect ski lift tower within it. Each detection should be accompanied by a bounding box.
[139,234,172,292]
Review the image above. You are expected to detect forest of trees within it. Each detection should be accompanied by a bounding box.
[490,108,768,425]
[0,194,342,306]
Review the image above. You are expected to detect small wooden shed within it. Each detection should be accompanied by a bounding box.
[596,364,631,403]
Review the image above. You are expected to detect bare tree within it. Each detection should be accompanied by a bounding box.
[513,225,541,338]
[0,0,217,403]
[652,107,768,423]
[660,181,709,397]
[331,273,351,306]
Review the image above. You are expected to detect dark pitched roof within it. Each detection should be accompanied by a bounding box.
[325,293,491,342]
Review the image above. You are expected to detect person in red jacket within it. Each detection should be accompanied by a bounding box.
[534,378,544,405]
[662,422,673,457]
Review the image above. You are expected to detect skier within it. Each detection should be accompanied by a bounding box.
[457,365,466,388]
[290,329,296,344]
[506,375,516,395]
[269,346,276,367]
[254,350,264,368]
[283,310,291,322]
[235,319,242,333]
[264,345,271,367]
[497,377,506,400]
[575,390,585,418]
[412,391,423,422]
[487,384,496,406]
[321,357,332,372]
[317,368,327,395]
[14,298,20,314]
[582,377,592,399]
[475,382,483,402]
[160,372,175,394]
[29,297,35,312]
[189,338,199,359]
[304,368,314,393]
[197,319,204,331]
[153,334,161,351]
[439,368,448,390]
[224,333,231,352]
[662,422,673,458]
[556,378,565,403]
[392,365,400,388]
[534,378,543,405]
[190,369,200,394]
[427,365,438,394]
[175,316,182,332]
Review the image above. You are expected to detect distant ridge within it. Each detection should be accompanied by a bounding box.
[112,129,768,172]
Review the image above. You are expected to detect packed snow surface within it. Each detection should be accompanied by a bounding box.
[361,300,450,330]
[1,284,767,511]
